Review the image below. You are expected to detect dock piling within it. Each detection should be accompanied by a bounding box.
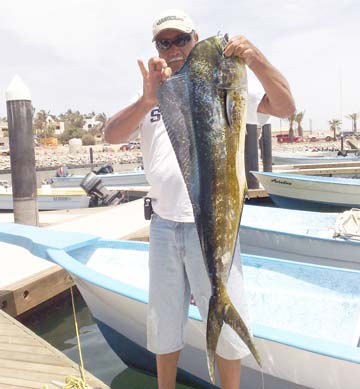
[245,124,260,189]
[6,75,38,226]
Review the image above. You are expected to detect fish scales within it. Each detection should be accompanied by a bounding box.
[157,34,261,383]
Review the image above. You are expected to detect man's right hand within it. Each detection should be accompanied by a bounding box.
[137,57,172,111]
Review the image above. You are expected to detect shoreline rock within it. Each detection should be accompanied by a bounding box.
[0,145,143,173]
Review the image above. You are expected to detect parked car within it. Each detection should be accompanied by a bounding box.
[128,141,141,150]
[276,134,303,143]
[339,131,360,138]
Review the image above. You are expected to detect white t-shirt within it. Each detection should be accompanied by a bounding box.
[134,76,268,222]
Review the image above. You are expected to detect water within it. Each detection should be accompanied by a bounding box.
[21,291,192,389]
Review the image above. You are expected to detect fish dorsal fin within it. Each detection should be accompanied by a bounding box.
[157,72,201,217]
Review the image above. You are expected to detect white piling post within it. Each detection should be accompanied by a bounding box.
[6,75,38,225]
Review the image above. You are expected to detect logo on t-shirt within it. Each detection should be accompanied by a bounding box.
[150,108,161,123]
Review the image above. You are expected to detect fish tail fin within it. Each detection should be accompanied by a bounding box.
[206,294,223,384]
[206,283,262,383]
[221,287,262,368]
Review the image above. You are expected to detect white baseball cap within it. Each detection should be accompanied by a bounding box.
[152,9,195,41]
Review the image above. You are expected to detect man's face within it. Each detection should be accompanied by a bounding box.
[155,29,198,73]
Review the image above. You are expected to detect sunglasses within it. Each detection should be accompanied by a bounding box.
[155,32,193,51]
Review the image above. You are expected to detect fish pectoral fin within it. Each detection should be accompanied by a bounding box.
[222,291,262,367]
[224,90,234,129]
[206,295,223,384]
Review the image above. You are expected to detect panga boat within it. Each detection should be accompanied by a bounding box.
[251,171,360,211]
[0,184,90,210]
[240,205,360,270]
[272,151,360,165]
[51,170,148,188]
[0,223,359,389]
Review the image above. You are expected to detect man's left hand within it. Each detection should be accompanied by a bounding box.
[223,35,265,67]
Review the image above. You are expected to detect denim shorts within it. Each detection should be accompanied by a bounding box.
[147,213,251,360]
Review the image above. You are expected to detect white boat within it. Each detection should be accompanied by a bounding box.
[272,151,360,165]
[251,171,360,211]
[0,223,360,389]
[240,205,360,269]
[51,170,148,188]
[0,185,90,210]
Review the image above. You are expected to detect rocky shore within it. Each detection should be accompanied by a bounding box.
[0,139,354,173]
[0,144,143,172]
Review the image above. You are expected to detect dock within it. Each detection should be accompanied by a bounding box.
[273,160,360,175]
[0,309,109,389]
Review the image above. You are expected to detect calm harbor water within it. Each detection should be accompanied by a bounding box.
[22,291,192,389]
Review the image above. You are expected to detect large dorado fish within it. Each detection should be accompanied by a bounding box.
[157,34,261,382]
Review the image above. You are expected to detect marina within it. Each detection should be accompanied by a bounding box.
[2,2,360,388]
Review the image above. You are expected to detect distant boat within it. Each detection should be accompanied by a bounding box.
[51,170,148,188]
[251,171,360,211]
[0,223,360,389]
[240,205,360,269]
[0,184,90,210]
[272,151,360,165]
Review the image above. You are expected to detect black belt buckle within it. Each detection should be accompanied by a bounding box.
[144,197,153,220]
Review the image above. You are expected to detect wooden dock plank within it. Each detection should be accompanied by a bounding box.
[0,376,59,389]
[0,310,108,389]
[0,266,74,317]
[273,160,360,171]
[0,343,55,355]
[278,166,360,175]
[0,350,68,366]
[0,335,46,346]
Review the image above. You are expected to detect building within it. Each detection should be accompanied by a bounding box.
[83,117,102,132]
[46,116,65,135]
[0,120,9,150]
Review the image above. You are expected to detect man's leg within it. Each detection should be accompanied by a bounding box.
[216,355,241,389]
[156,350,181,389]
[148,216,190,389]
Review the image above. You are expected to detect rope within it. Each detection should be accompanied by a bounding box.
[334,208,360,241]
[42,286,90,389]
[70,286,88,385]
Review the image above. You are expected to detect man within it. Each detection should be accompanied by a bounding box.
[105,9,295,389]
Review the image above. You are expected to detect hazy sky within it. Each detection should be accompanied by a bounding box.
[1,0,359,132]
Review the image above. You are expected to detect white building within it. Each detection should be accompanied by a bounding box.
[83,117,102,131]
[46,116,65,135]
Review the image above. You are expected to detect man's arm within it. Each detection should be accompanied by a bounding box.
[104,96,151,144]
[104,58,172,144]
[223,36,296,118]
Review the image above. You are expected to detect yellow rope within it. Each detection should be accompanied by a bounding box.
[42,286,90,389]
[70,286,88,386]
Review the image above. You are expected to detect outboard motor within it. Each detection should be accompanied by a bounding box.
[80,172,125,207]
[94,164,114,175]
[56,165,69,177]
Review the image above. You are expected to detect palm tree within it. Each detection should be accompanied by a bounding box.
[329,119,341,141]
[288,112,297,142]
[295,111,305,137]
[95,113,108,138]
[33,109,49,137]
[346,113,358,132]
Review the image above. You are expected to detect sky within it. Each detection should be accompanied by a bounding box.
[1,0,360,133]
